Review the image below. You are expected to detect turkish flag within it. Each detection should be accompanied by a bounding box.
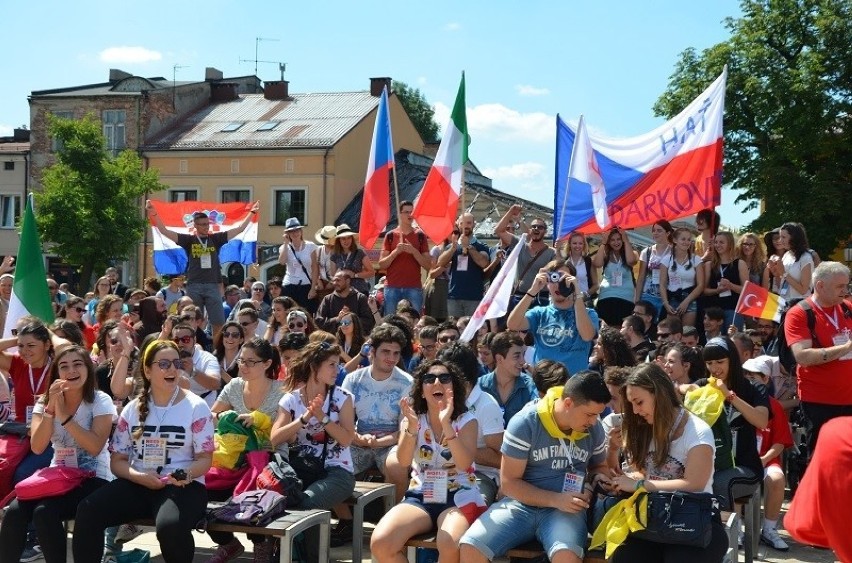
[735,281,786,323]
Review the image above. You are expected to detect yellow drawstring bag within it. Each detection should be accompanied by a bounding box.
[683,376,725,426]
[590,486,648,558]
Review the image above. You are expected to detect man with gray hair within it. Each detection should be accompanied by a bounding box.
[785,261,852,455]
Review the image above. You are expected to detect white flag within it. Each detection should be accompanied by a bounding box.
[460,234,528,343]
[568,115,610,229]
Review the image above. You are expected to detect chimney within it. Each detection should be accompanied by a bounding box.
[205,67,224,81]
[109,69,133,83]
[13,128,30,142]
[210,82,239,102]
[370,77,392,97]
[264,80,290,100]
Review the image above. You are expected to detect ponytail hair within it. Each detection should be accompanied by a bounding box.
[133,340,180,440]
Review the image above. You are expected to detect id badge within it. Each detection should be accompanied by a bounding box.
[755,434,763,455]
[142,437,168,469]
[26,406,34,426]
[833,333,852,360]
[54,446,78,468]
[611,269,623,287]
[200,253,212,269]
[562,471,586,494]
[422,469,448,504]
[651,268,661,284]
[456,255,469,272]
[719,289,732,298]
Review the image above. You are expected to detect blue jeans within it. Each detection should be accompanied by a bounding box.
[383,287,423,315]
[12,445,53,485]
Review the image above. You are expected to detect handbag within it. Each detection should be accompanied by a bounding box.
[208,489,288,527]
[289,386,334,487]
[15,466,95,501]
[257,452,306,508]
[0,433,32,504]
[632,491,719,548]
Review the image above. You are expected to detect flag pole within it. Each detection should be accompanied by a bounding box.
[391,158,402,228]
[556,115,582,243]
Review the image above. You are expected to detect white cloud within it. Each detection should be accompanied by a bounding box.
[481,162,545,181]
[434,101,553,143]
[0,124,13,137]
[99,46,162,64]
[443,22,461,32]
[515,84,550,97]
[416,76,428,86]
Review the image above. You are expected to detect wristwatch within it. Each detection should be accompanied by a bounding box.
[320,415,331,426]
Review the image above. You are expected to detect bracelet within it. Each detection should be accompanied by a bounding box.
[186,469,193,482]
[60,414,74,426]
[525,292,536,299]
[726,390,737,403]
[404,427,417,437]
[822,350,829,363]
[445,434,458,442]
[635,479,645,491]
[299,414,309,426]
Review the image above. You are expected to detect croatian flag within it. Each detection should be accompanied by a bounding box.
[149,200,258,275]
[554,67,727,238]
[359,86,395,249]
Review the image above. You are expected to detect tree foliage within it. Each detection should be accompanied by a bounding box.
[38,114,166,291]
[393,80,441,143]
[654,0,852,256]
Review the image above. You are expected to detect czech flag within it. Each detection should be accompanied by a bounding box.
[149,200,258,275]
[554,67,727,238]
[359,86,395,250]
[735,281,786,323]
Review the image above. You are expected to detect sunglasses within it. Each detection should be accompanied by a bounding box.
[657,333,671,339]
[740,242,756,247]
[529,224,546,230]
[423,372,453,385]
[73,307,86,314]
[223,331,242,339]
[10,329,18,336]
[173,335,194,344]
[155,359,183,370]
[239,321,254,327]
[438,335,457,343]
[289,322,306,330]
[252,287,264,292]
[340,319,353,327]
[236,358,264,367]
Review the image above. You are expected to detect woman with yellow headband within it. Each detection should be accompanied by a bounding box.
[72,340,215,563]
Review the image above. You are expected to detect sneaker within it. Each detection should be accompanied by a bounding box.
[19,543,43,562]
[761,528,790,551]
[115,524,143,544]
[330,519,354,547]
[253,538,275,563]
[737,529,744,549]
[208,538,245,563]
[101,554,118,563]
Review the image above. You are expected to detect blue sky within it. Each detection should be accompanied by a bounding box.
[1,0,757,228]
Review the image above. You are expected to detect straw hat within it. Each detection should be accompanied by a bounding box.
[315,225,337,245]
[335,224,358,239]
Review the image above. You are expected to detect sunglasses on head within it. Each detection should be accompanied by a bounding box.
[173,335,194,344]
[223,331,241,338]
[423,372,453,385]
[155,359,183,370]
[289,322,306,330]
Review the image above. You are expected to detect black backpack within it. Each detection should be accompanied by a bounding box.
[778,299,852,374]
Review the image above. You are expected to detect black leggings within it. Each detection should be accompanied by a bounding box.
[0,477,108,563]
[72,478,207,563]
[611,516,728,563]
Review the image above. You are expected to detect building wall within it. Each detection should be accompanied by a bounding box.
[0,149,27,256]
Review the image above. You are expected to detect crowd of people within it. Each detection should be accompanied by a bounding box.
[0,200,848,563]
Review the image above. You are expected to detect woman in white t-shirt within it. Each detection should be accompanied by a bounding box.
[767,222,813,301]
[634,221,673,319]
[562,231,599,297]
[660,227,705,328]
[607,363,727,562]
[0,346,115,563]
[279,218,319,314]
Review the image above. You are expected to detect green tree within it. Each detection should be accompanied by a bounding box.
[393,80,441,143]
[38,114,166,292]
[654,0,852,256]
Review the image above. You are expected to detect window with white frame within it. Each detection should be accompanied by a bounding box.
[273,188,306,226]
[169,189,199,202]
[103,110,126,154]
[51,111,74,153]
[0,195,21,228]
[221,189,251,204]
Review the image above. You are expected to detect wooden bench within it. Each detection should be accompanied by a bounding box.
[344,481,396,563]
[404,535,608,562]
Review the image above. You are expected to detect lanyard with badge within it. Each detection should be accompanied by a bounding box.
[26,359,52,425]
[815,301,852,361]
[610,259,624,287]
[718,264,732,297]
[422,419,451,504]
[558,437,586,494]
[141,386,180,470]
[196,235,212,269]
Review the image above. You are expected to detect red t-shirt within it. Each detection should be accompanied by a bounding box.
[756,396,793,468]
[785,297,852,405]
[382,228,429,288]
[9,355,51,423]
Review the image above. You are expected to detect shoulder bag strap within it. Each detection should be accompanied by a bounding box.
[514,245,549,292]
[320,385,335,464]
[289,243,313,284]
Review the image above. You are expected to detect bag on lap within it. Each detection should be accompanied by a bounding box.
[15,466,95,501]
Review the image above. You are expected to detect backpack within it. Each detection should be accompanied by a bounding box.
[777,299,852,375]
[207,489,288,527]
[256,452,306,508]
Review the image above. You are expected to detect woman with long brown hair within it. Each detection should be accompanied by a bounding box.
[593,227,639,327]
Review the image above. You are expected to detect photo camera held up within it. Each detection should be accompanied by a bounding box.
[548,271,575,298]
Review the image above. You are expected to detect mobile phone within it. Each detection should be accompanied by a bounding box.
[610,413,624,427]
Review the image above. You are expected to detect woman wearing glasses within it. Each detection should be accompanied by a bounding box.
[371,359,483,563]
[60,296,97,349]
[335,312,366,365]
[207,337,285,563]
[330,224,375,295]
[285,308,315,335]
[213,321,245,388]
[736,232,766,285]
[73,340,215,563]
[271,341,355,563]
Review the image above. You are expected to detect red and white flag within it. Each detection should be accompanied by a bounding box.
[460,234,527,342]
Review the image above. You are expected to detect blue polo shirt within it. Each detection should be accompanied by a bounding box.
[477,370,539,427]
[526,304,599,376]
[447,238,491,300]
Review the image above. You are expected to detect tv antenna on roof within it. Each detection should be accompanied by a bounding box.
[172,64,189,108]
[239,37,282,77]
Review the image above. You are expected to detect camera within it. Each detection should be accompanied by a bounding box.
[547,271,574,298]
[548,271,563,283]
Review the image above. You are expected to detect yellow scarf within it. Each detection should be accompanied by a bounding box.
[590,487,649,558]
[536,387,589,442]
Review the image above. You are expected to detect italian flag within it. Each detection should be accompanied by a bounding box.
[3,197,54,338]
[412,73,469,243]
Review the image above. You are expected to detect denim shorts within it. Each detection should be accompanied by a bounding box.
[459,497,588,560]
[402,489,460,528]
[350,444,393,475]
[668,295,698,313]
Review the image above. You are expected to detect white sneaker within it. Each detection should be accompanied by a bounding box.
[115,524,143,544]
[761,528,790,551]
